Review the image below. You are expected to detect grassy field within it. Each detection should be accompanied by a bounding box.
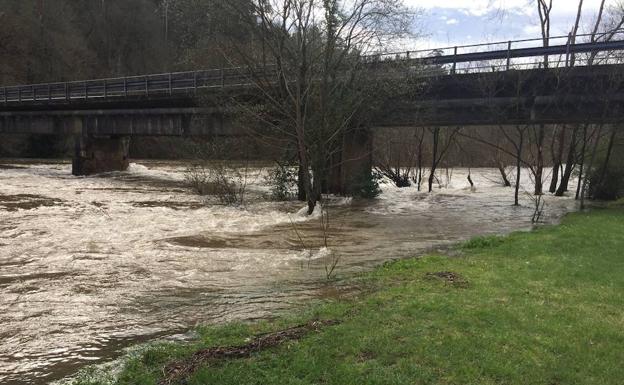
[75,207,624,385]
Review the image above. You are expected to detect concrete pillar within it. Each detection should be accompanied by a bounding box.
[72,135,131,176]
[328,128,373,195]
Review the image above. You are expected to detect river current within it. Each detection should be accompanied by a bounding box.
[0,160,578,384]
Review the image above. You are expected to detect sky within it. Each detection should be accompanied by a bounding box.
[407,0,617,49]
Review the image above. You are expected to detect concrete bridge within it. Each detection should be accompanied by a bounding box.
[2,34,624,186]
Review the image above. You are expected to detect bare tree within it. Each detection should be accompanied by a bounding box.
[218,0,416,214]
[427,127,461,193]
[573,1,624,202]
[528,125,546,195]
[413,127,426,191]
[585,3,624,202]
[493,146,513,187]
[536,0,623,200]
[568,0,584,66]
[536,0,553,68]
[375,127,425,188]
[506,126,528,205]
[555,125,581,196]
[373,127,428,190]
[548,125,565,193]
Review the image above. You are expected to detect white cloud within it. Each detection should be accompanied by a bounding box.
[404,0,611,17]
[522,24,541,36]
[402,0,620,52]
[407,0,618,44]
[404,0,529,16]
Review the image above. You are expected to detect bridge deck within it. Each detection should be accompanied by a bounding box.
[2,35,624,133]
[2,34,624,109]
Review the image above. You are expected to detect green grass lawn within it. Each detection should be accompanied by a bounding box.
[75,208,624,385]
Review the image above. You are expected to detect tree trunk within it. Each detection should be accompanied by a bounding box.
[428,170,435,193]
[297,161,306,201]
[297,145,315,215]
[294,112,315,214]
[514,136,524,206]
[555,126,579,197]
[549,165,560,193]
[534,125,545,195]
[428,129,440,193]
[311,163,323,210]
[575,125,588,200]
[467,170,474,189]
[416,137,423,191]
[581,124,605,208]
[596,125,618,191]
[549,126,565,193]
[498,164,512,187]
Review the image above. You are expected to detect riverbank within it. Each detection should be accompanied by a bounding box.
[70,205,624,385]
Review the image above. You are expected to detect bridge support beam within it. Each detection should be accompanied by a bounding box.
[72,135,131,176]
[328,128,373,195]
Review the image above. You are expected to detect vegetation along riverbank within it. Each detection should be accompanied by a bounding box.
[72,204,624,385]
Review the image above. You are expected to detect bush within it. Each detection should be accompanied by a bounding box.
[350,170,382,199]
[587,142,624,201]
[588,167,624,200]
[183,140,250,206]
[266,163,298,201]
[184,164,211,195]
[184,163,247,206]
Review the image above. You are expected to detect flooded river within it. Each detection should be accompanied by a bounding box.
[0,160,578,384]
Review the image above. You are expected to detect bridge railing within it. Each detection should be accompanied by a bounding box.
[0,67,259,104]
[365,31,624,74]
[3,32,624,105]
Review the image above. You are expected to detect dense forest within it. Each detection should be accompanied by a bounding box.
[0,0,254,84]
[0,0,257,157]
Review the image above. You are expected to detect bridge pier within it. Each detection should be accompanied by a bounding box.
[72,135,131,176]
[328,128,373,195]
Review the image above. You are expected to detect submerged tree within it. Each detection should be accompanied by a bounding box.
[375,127,426,188]
[427,127,460,193]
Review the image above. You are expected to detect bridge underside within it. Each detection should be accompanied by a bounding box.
[381,95,624,127]
[1,95,621,138]
[381,64,624,127]
[0,95,620,183]
[0,108,238,137]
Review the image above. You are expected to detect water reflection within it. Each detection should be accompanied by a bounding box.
[0,160,578,384]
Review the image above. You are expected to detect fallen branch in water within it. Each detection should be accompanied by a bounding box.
[160,319,340,385]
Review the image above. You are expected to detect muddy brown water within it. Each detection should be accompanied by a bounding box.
[0,160,578,384]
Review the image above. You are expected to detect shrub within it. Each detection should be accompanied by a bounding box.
[184,164,211,195]
[184,163,247,206]
[266,163,298,201]
[350,170,382,199]
[587,142,624,201]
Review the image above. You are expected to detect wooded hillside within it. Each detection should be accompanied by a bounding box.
[0,0,250,85]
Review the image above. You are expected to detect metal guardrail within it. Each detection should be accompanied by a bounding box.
[0,68,255,105]
[2,33,624,105]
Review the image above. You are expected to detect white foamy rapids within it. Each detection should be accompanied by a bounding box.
[292,247,333,262]
[0,161,322,384]
[370,167,577,217]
